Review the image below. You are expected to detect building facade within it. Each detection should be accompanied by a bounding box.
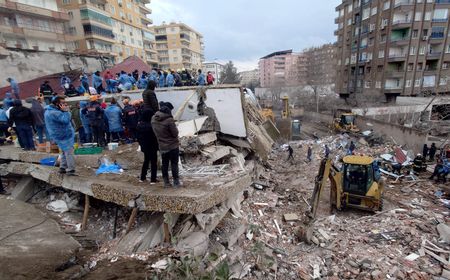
[259,50,302,88]
[0,0,75,52]
[302,43,337,85]
[336,0,450,102]
[58,0,157,65]
[152,22,204,71]
[239,69,259,86]
[203,61,223,84]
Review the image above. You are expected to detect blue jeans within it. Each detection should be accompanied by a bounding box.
[35,124,49,144]
[16,124,35,150]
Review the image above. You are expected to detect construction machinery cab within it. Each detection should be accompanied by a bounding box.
[333,110,359,133]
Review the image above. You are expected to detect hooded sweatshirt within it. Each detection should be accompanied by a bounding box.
[151,106,179,152]
[44,105,74,151]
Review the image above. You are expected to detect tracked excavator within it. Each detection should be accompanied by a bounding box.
[298,155,384,242]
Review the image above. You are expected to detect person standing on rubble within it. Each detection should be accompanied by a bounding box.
[7,78,20,99]
[122,98,138,142]
[45,96,76,175]
[287,145,294,161]
[152,102,181,187]
[30,97,49,144]
[104,98,124,142]
[324,144,330,158]
[137,107,159,184]
[82,95,106,147]
[307,145,312,162]
[197,69,206,86]
[79,101,91,143]
[142,80,159,112]
[348,141,356,155]
[9,99,34,150]
[423,144,429,160]
[429,143,437,161]
[166,71,175,87]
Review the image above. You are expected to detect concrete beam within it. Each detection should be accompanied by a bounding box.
[10,176,34,202]
[1,161,251,214]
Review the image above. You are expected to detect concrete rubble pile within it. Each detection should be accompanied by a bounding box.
[228,134,450,280]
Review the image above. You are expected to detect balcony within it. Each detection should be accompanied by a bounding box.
[0,0,70,21]
[139,5,152,14]
[387,53,406,61]
[391,19,412,29]
[390,37,409,45]
[436,0,450,3]
[141,17,153,25]
[427,52,442,59]
[394,0,414,8]
[385,70,405,77]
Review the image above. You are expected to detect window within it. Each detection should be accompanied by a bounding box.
[380,34,386,43]
[371,7,377,16]
[443,62,449,69]
[431,26,445,39]
[423,75,435,87]
[347,18,352,26]
[447,45,450,53]
[425,11,432,21]
[62,0,70,4]
[377,65,383,72]
[410,46,416,55]
[110,6,115,14]
[408,63,414,71]
[415,12,422,21]
[347,4,353,13]
[378,50,385,58]
[68,11,73,19]
[423,29,428,36]
[68,26,76,35]
[362,8,370,20]
[415,79,421,87]
[418,63,423,70]
[126,2,131,8]
[419,46,426,55]
[376,81,381,88]
[365,81,371,88]
[119,11,124,18]
[383,1,390,10]
[126,47,130,56]
[406,80,411,87]
[412,30,419,38]
[433,9,448,21]
[440,77,447,85]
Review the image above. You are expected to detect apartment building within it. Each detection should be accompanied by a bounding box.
[0,0,75,52]
[152,22,204,71]
[259,50,302,88]
[302,43,337,85]
[239,69,259,86]
[58,0,157,65]
[336,0,450,102]
[203,61,224,84]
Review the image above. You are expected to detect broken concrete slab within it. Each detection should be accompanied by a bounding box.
[0,197,80,279]
[176,231,209,257]
[10,176,34,202]
[197,132,217,146]
[2,161,251,215]
[283,213,299,222]
[437,223,450,244]
[201,145,234,164]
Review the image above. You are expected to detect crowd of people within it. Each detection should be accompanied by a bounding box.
[1,73,185,188]
[36,68,216,102]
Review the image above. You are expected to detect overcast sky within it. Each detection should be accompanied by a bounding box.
[151,0,341,71]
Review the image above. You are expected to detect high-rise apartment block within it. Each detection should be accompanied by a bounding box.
[58,0,157,66]
[303,43,337,85]
[239,69,259,86]
[259,50,302,88]
[152,22,204,71]
[336,0,450,102]
[0,0,75,52]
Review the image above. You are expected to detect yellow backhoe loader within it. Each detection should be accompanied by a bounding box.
[333,110,360,133]
[299,156,384,242]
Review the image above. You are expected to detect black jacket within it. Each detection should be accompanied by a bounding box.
[151,110,179,152]
[9,106,33,127]
[142,89,159,113]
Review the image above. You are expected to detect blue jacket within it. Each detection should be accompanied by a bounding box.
[197,73,206,86]
[81,74,89,85]
[104,104,123,133]
[60,76,71,88]
[82,101,104,126]
[9,79,19,95]
[92,74,103,88]
[158,74,165,87]
[79,101,91,135]
[138,77,148,89]
[3,92,14,110]
[0,108,7,122]
[118,74,129,85]
[44,105,75,151]
[166,73,175,87]
[149,71,158,82]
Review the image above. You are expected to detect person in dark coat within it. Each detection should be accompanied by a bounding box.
[81,95,106,147]
[9,99,35,150]
[151,102,180,187]
[122,98,139,142]
[287,145,294,161]
[137,108,158,183]
[307,146,312,162]
[423,144,429,160]
[30,97,49,144]
[142,80,159,112]
[429,143,437,161]
[39,81,54,105]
